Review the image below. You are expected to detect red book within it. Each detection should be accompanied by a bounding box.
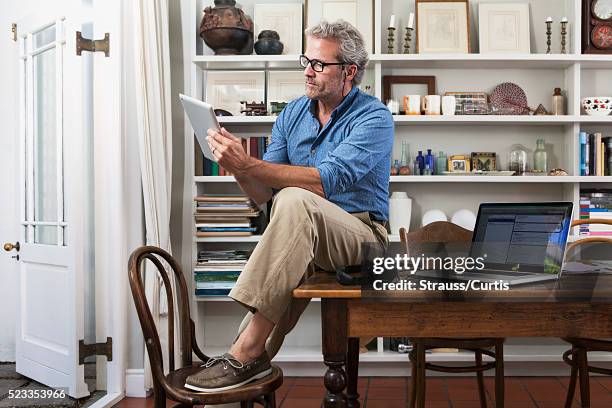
[250,137,259,158]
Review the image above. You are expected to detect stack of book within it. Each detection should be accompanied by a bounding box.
[195,250,250,296]
[202,136,270,176]
[579,189,612,236]
[579,131,612,176]
[195,194,260,237]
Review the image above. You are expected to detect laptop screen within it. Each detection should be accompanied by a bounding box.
[470,203,573,274]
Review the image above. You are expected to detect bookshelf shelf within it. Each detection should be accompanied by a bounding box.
[196,176,612,183]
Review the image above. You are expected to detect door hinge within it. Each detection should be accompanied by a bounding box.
[11,23,16,42]
[79,337,112,364]
[76,31,109,57]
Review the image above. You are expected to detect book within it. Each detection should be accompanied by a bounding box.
[196,231,254,237]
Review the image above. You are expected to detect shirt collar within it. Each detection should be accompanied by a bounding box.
[308,86,360,119]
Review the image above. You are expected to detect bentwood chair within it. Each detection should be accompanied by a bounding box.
[128,246,283,408]
[562,219,612,408]
[400,221,505,408]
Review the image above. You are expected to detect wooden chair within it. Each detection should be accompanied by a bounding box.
[128,246,283,408]
[562,219,612,408]
[399,221,505,408]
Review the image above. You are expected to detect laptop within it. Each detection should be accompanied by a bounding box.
[415,202,574,286]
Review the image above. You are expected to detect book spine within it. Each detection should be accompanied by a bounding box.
[204,158,213,176]
[607,138,612,176]
[250,137,259,158]
[211,162,219,176]
[596,133,602,176]
[579,132,587,176]
[586,134,591,176]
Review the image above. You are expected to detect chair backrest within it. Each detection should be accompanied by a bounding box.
[128,246,208,386]
[566,219,612,258]
[399,221,472,254]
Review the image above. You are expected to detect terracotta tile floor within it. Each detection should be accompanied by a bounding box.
[113,376,612,407]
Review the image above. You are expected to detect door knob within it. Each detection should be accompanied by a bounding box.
[3,242,20,252]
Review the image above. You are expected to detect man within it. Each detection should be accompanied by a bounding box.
[185,20,393,392]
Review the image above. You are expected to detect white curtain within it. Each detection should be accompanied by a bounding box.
[133,0,179,389]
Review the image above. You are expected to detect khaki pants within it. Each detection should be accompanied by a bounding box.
[229,187,388,358]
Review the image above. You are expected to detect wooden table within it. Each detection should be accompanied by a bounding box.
[293,270,612,408]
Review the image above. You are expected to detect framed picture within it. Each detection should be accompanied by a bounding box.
[478,3,530,54]
[382,75,436,107]
[448,155,471,172]
[471,152,497,171]
[205,71,266,116]
[306,0,374,53]
[267,71,305,111]
[416,0,470,54]
[254,3,303,55]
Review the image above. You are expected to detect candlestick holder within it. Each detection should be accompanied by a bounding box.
[546,21,552,54]
[387,27,396,54]
[561,21,568,54]
[403,27,413,54]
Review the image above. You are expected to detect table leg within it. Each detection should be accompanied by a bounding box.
[322,299,348,408]
[346,337,360,408]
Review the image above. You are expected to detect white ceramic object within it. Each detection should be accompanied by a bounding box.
[451,209,477,231]
[421,209,447,226]
[442,95,456,115]
[389,192,412,234]
[422,95,441,115]
[404,95,421,115]
[582,96,612,116]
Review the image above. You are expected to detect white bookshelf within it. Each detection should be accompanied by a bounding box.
[184,0,612,376]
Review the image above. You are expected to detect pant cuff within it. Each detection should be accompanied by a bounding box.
[229,286,284,324]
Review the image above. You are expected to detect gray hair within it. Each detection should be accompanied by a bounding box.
[305,20,369,86]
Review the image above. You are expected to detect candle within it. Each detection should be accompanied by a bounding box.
[562,17,568,23]
[546,16,553,22]
[408,13,414,29]
[389,14,396,29]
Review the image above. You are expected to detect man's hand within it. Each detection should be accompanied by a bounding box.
[207,127,252,176]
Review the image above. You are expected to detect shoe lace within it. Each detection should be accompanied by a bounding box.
[203,355,244,370]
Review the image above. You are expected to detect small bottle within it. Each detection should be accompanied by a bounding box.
[413,159,420,176]
[534,139,548,173]
[425,149,435,175]
[551,88,565,115]
[416,151,425,175]
[437,151,447,174]
[423,163,433,176]
[399,141,411,174]
[391,159,400,175]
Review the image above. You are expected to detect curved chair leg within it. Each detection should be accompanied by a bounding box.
[565,347,578,408]
[240,401,254,408]
[475,350,487,408]
[153,381,166,408]
[264,392,277,408]
[577,348,591,408]
[494,341,505,408]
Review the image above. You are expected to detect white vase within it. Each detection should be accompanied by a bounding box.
[389,192,412,235]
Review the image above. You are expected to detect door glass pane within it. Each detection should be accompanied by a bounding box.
[33,25,56,49]
[33,47,58,245]
[34,226,57,245]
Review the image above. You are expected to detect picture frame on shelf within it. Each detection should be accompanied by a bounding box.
[478,3,530,54]
[306,0,374,52]
[471,152,497,171]
[416,0,470,54]
[448,155,471,172]
[254,3,303,55]
[382,75,436,109]
[582,0,612,53]
[267,71,305,112]
[205,71,266,116]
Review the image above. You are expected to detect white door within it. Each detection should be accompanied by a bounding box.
[13,3,93,399]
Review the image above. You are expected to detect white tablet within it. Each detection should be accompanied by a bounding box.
[180,93,221,162]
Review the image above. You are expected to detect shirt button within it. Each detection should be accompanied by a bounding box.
[311,149,316,155]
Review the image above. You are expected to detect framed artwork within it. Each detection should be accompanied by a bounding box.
[382,75,436,107]
[582,0,612,54]
[416,0,470,53]
[205,71,266,116]
[471,152,497,171]
[306,0,374,52]
[254,3,303,55]
[267,71,305,111]
[478,3,530,54]
[448,155,471,172]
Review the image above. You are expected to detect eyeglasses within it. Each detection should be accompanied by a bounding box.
[299,54,345,73]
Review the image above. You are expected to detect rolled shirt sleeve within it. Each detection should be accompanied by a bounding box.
[316,106,394,198]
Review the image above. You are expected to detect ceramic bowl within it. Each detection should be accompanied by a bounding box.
[421,209,447,226]
[582,96,612,116]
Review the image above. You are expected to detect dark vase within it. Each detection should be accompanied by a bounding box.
[199,0,254,55]
[254,30,284,55]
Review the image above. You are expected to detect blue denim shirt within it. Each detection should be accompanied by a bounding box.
[263,87,394,221]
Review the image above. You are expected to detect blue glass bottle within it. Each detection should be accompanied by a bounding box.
[416,151,425,175]
[426,149,435,175]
